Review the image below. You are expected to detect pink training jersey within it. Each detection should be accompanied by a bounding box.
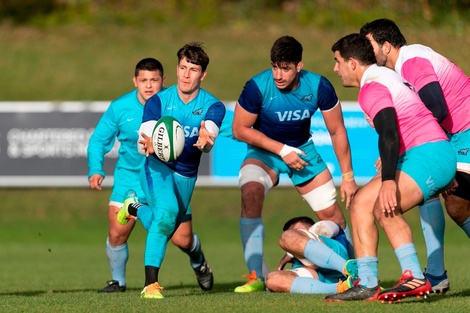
[395,44,470,135]
[358,65,448,155]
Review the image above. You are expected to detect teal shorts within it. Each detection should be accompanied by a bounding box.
[449,127,470,172]
[245,139,328,186]
[398,140,456,202]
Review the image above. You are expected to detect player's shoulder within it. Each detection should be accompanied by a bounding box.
[110,89,138,107]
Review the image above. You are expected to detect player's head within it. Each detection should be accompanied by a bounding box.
[360,18,407,48]
[360,19,406,67]
[177,41,210,72]
[133,58,165,104]
[270,36,304,91]
[283,216,315,231]
[176,42,209,95]
[331,33,376,87]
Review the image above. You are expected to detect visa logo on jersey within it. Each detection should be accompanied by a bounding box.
[275,109,310,122]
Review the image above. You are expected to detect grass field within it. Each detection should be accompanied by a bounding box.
[1,187,469,312]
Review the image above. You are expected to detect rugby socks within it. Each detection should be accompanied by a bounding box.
[459,217,470,238]
[419,197,446,276]
[240,217,265,278]
[290,277,337,294]
[179,233,204,269]
[303,239,346,272]
[106,237,128,287]
[395,243,425,279]
[357,256,379,288]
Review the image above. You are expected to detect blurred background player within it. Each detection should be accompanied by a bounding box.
[327,33,455,302]
[117,42,225,299]
[87,58,165,292]
[232,35,357,293]
[266,216,357,294]
[360,18,470,293]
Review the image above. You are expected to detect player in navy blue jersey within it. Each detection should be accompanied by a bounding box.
[117,42,225,299]
[232,36,357,292]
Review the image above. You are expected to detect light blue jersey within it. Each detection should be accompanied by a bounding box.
[143,85,226,177]
[238,69,338,147]
[87,89,147,203]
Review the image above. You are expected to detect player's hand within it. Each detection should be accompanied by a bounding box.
[138,132,154,157]
[194,120,215,150]
[279,144,307,171]
[88,174,104,190]
[442,179,458,200]
[277,253,294,271]
[378,180,398,213]
[340,179,358,210]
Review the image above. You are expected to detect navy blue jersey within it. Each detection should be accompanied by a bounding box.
[143,85,226,177]
[237,69,338,146]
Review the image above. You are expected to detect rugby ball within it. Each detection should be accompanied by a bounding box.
[152,116,185,162]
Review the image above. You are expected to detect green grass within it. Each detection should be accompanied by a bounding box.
[0,187,469,312]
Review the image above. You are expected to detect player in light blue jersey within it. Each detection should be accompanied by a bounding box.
[88,58,165,293]
[117,42,225,299]
[266,216,357,294]
[232,36,358,293]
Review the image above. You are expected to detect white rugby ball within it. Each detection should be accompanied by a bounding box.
[152,116,185,162]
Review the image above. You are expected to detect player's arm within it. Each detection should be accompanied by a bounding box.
[322,102,357,208]
[373,107,400,213]
[417,81,448,123]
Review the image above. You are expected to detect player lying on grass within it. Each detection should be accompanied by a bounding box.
[265,216,358,294]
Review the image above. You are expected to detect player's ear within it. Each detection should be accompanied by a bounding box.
[296,61,304,72]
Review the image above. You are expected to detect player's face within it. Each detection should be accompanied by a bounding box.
[133,70,165,104]
[177,57,207,95]
[333,51,357,88]
[365,34,387,67]
[271,61,303,91]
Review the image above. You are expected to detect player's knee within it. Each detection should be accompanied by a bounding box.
[301,179,337,212]
[154,210,178,235]
[239,164,274,196]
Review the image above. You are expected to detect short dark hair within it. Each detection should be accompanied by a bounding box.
[135,58,164,77]
[270,35,303,65]
[331,33,377,66]
[283,216,315,231]
[177,41,210,72]
[360,18,407,48]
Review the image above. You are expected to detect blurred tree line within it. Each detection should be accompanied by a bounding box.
[0,0,469,28]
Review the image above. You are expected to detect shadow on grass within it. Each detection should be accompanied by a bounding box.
[0,282,245,297]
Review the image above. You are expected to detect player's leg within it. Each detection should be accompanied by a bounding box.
[296,168,353,258]
[279,229,354,277]
[419,196,449,293]
[99,201,136,293]
[235,158,277,292]
[445,170,470,237]
[172,220,214,291]
[325,175,383,302]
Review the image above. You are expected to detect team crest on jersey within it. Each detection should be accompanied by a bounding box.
[458,148,469,156]
[301,94,313,102]
[192,108,203,115]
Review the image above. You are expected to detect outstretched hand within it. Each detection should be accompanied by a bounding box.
[193,120,215,150]
[138,132,154,157]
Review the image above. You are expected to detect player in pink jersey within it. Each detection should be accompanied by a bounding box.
[326,33,456,303]
[360,18,470,294]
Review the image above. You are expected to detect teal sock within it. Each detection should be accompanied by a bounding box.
[179,233,204,269]
[394,243,424,279]
[357,256,378,288]
[419,198,446,276]
[303,239,346,272]
[240,217,264,278]
[459,217,470,238]
[106,238,128,286]
[290,277,337,294]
